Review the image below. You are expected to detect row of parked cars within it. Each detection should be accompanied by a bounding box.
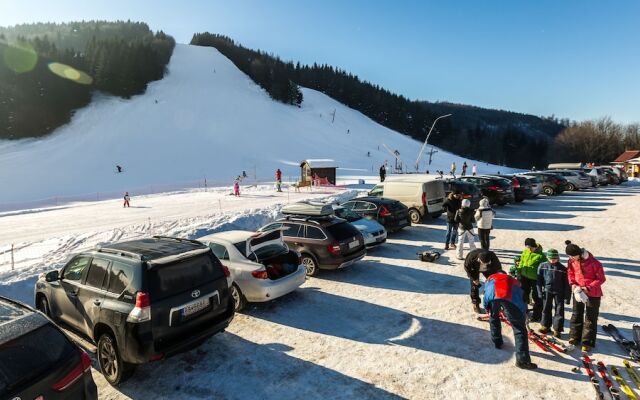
[1,164,627,399]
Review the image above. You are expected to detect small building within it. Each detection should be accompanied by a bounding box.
[300,159,337,185]
[612,150,640,177]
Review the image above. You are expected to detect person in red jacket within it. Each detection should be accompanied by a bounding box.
[565,240,606,352]
[275,168,282,192]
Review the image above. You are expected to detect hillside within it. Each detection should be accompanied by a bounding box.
[0,44,511,207]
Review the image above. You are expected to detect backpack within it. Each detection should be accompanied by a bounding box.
[417,251,441,262]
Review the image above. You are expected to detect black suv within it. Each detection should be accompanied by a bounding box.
[443,179,482,209]
[260,215,366,276]
[457,176,515,205]
[340,197,410,232]
[35,236,234,385]
[0,296,97,399]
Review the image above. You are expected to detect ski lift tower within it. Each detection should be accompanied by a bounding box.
[415,114,452,171]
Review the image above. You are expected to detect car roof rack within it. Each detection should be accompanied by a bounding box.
[152,236,204,246]
[281,201,334,216]
[95,246,145,260]
[282,215,327,224]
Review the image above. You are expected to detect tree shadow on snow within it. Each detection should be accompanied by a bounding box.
[246,288,512,364]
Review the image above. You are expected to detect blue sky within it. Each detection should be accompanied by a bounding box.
[2,0,639,123]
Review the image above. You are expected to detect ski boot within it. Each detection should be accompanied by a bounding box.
[538,327,550,334]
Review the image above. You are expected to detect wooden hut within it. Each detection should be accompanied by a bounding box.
[300,159,337,186]
[612,150,640,177]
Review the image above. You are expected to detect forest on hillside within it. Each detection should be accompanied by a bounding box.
[191,33,564,169]
[0,21,175,139]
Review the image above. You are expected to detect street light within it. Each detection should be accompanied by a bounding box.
[415,113,452,171]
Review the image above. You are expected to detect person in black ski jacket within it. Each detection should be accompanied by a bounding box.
[536,249,571,337]
[454,199,476,260]
[379,164,387,182]
[464,249,502,313]
[442,192,462,250]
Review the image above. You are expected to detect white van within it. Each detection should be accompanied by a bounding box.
[368,175,445,224]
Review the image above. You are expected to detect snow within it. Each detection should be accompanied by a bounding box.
[0,43,511,209]
[1,182,639,400]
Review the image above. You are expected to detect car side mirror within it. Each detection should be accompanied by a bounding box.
[45,270,60,282]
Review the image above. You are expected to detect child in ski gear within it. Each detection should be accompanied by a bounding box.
[472,164,477,176]
[536,249,571,337]
[275,168,282,192]
[565,240,606,350]
[234,179,240,196]
[517,238,546,322]
[379,164,387,182]
[454,199,476,260]
[474,197,495,250]
[442,192,462,250]
[123,192,130,207]
[483,271,537,370]
[464,249,502,312]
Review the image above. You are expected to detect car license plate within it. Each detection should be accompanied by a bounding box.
[348,240,359,249]
[181,298,210,317]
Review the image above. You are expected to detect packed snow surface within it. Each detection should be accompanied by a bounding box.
[1,182,639,400]
[0,43,510,208]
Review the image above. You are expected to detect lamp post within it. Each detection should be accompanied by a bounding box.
[415,113,452,171]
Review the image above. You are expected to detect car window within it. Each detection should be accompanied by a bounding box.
[85,258,110,289]
[352,201,369,211]
[107,261,132,295]
[369,185,383,196]
[62,256,91,281]
[306,226,326,240]
[341,201,355,210]
[208,242,229,260]
[262,223,282,231]
[282,223,303,237]
[364,202,377,210]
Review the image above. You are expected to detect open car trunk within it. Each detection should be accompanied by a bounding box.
[247,229,300,280]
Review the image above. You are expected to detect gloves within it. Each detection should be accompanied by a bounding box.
[508,265,518,277]
[573,286,589,303]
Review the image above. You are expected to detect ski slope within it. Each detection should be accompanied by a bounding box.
[0,43,509,207]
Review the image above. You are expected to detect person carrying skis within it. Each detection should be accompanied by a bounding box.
[442,191,462,250]
[484,271,537,370]
[462,161,468,176]
[472,163,478,176]
[123,192,130,207]
[450,161,457,178]
[474,197,495,250]
[234,178,240,196]
[379,163,387,182]
[464,249,502,313]
[565,241,606,351]
[454,199,476,260]
[516,238,546,322]
[275,168,282,192]
[536,249,571,338]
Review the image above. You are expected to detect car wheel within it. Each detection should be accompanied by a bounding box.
[543,186,555,196]
[98,333,135,385]
[230,283,246,312]
[37,296,51,317]
[566,183,576,191]
[408,208,421,224]
[301,254,319,276]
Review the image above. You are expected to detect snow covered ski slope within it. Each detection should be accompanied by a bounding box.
[0,43,509,206]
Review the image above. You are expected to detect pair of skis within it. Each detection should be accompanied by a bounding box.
[602,324,640,362]
[477,312,567,353]
[584,353,640,400]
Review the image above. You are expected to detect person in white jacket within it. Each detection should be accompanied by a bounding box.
[475,197,496,250]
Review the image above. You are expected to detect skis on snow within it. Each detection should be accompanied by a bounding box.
[477,313,566,353]
[610,365,638,400]
[602,324,640,362]
[624,360,640,388]
[582,354,607,400]
[595,359,621,400]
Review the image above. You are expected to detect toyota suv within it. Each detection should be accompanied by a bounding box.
[35,236,234,385]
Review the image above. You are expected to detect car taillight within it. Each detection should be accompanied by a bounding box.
[327,243,341,255]
[222,265,231,278]
[127,292,151,323]
[150,353,165,361]
[52,350,92,391]
[511,178,520,188]
[251,270,269,279]
[421,192,427,207]
[487,185,503,192]
[379,205,391,217]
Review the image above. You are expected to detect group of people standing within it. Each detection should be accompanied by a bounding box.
[462,238,606,370]
[450,161,478,178]
[442,192,496,259]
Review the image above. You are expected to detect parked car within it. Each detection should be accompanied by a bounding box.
[599,166,622,184]
[260,202,366,276]
[541,169,591,191]
[456,175,515,205]
[197,229,307,311]
[521,172,567,195]
[583,167,609,186]
[35,236,234,385]
[0,296,98,400]
[608,165,629,182]
[547,163,602,187]
[442,179,482,209]
[333,205,387,248]
[484,174,534,202]
[368,175,445,223]
[341,196,411,232]
[516,175,542,197]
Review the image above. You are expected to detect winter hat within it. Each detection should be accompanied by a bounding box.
[565,240,582,256]
[479,197,490,208]
[524,238,537,248]
[461,199,471,208]
[546,249,559,259]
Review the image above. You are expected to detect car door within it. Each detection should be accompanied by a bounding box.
[207,241,238,282]
[51,255,92,328]
[281,223,308,253]
[75,257,109,336]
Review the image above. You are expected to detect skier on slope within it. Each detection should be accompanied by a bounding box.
[275,168,282,192]
[565,241,606,352]
[464,249,502,313]
[516,238,546,322]
[379,163,387,182]
[462,161,468,176]
[234,178,240,197]
[450,161,457,178]
[536,249,571,338]
[472,163,478,176]
[454,199,476,260]
[123,192,130,207]
[484,271,537,370]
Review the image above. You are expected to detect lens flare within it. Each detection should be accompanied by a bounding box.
[48,62,93,85]
[3,44,38,73]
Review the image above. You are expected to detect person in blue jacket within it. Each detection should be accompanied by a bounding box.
[483,271,537,370]
[536,248,571,338]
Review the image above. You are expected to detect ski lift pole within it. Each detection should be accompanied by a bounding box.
[415,114,451,170]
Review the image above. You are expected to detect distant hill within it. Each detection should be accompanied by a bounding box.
[191,33,564,168]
